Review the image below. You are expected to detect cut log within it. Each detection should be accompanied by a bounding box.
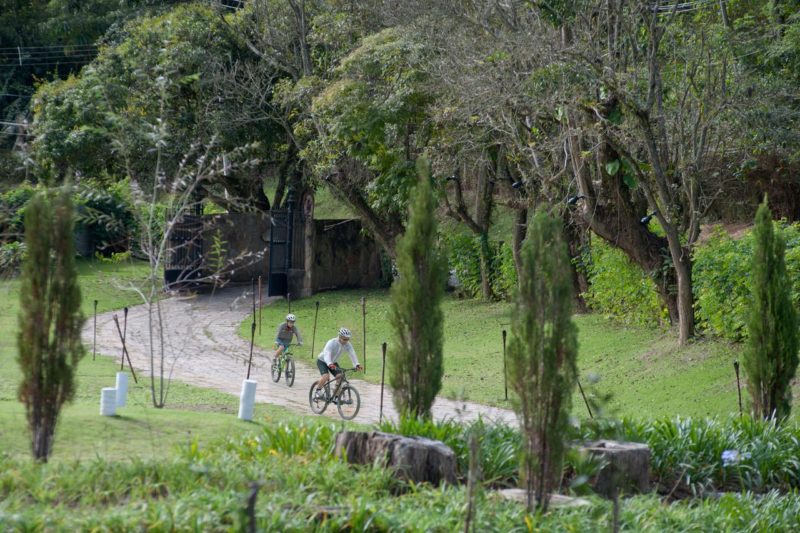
[335,431,457,486]
[580,440,651,498]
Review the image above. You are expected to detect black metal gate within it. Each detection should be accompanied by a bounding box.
[164,214,204,289]
[267,207,294,296]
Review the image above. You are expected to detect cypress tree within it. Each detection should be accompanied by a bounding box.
[507,211,578,512]
[744,200,798,420]
[388,158,447,419]
[17,188,85,462]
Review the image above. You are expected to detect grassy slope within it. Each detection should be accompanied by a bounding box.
[0,260,325,462]
[242,289,776,420]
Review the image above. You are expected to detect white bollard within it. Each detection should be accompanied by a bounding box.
[100,387,117,416]
[238,379,258,421]
[115,372,128,408]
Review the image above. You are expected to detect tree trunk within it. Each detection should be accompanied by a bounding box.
[673,245,695,344]
[567,111,678,324]
[512,207,528,287]
[563,213,589,313]
[478,232,493,300]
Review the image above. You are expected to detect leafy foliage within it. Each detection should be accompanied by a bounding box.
[694,223,800,341]
[584,239,665,328]
[16,188,85,461]
[744,201,799,420]
[388,160,448,418]
[507,211,578,511]
[444,232,517,300]
[579,415,800,497]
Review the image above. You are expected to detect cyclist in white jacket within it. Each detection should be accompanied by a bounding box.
[314,327,362,392]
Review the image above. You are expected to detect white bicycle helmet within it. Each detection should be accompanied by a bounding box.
[338,327,352,339]
[286,313,296,322]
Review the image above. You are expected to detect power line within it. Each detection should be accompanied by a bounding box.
[0,44,98,51]
[0,60,92,68]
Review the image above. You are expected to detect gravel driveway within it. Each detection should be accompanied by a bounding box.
[83,286,515,425]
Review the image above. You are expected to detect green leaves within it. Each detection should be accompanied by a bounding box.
[604,159,620,176]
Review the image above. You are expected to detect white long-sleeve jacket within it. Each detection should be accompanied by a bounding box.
[318,338,359,367]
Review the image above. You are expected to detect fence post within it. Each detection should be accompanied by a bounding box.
[311,301,319,359]
[380,342,387,424]
[361,296,367,374]
[93,299,98,361]
[502,329,508,401]
[258,276,263,336]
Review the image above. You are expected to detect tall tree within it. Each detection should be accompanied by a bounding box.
[507,210,578,512]
[388,158,447,418]
[744,200,799,420]
[17,187,84,461]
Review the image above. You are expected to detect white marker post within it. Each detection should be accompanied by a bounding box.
[238,379,258,421]
[115,372,128,407]
[100,387,117,416]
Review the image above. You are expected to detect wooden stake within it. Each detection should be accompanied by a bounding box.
[251,278,256,327]
[311,301,319,359]
[361,296,367,374]
[247,322,256,380]
[112,314,138,383]
[734,360,743,417]
[577,377,594,419]
[502,329,508,401]
[92,299,98,361]
[121,307,128,371]
[258,275,263,336]
[380,342,387,424]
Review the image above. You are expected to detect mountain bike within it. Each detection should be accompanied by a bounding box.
[308,367,361,420]
[271,343,296,387]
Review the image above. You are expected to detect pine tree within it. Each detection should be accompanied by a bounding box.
[17,188,85,462]
[507,211,578,512]
[388,158,447,419]
[744,200,798,420]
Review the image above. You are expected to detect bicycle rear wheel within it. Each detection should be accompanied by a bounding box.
[309,382,328,414]
[336,384,360,420]
[285,357,295,387]
[271,357,282,382]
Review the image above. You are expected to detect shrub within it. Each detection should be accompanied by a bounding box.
[388,159,448,419]
[584,239,665,327]
[443,232,517,300]
[74,179,137,254]
[694,223,800,341]
[507,211,578,511]
[17,188,85,462]
[0,182,36,242]
[0,241,26,277]
[744,201,798,420]
[378,416,520,487]
[577,415,800,496]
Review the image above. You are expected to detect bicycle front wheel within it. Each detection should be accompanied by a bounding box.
[336,384,361,420]
[309,382,328,414]
[285,357,295,387]
[271,358,282,382]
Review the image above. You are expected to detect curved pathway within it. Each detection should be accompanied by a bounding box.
[82,286,515,425]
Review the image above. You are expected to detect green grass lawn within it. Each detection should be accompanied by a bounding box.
[243,289,778,420]
[0,259,331,462]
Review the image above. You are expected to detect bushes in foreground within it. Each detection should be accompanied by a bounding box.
[3,417,800,531]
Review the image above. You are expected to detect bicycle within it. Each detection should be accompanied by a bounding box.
[308,367,361,420]
[271,343,297,387]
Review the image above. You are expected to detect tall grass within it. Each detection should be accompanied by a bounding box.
[578,415,800,497]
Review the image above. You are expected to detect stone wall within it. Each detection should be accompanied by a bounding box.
[310,219,385,292]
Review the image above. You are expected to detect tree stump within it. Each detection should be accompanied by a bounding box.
[580,440,651,498]
[335,431,457,486]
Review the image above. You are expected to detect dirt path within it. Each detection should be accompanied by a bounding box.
[82,286,515,425]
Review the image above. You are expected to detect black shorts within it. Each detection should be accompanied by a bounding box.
[316,359,341,376]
